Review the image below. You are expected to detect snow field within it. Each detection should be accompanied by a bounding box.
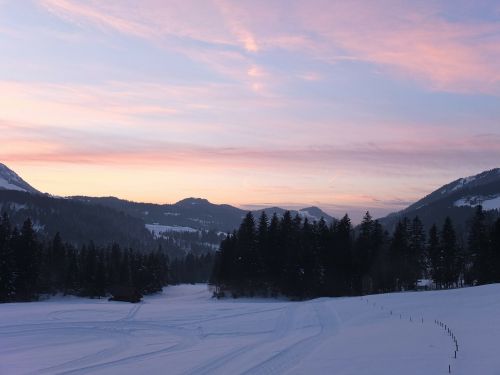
[1,284,499,374]
[145,224,198,235]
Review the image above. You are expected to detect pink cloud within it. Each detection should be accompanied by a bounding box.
[3,115,499,174]
[39,0,500,94]
[0,79,290,134]
[293,1,500,94]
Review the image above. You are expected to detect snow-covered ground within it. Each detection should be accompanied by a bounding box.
[0,177,26,192]
[145,223,198,238]
[1,284,499,375]
[454,195,500,210]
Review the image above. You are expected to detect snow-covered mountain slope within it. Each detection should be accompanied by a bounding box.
[406,168,500,212]
[1,284,498,374]
[379,168,500,231]
[0,163,40,193]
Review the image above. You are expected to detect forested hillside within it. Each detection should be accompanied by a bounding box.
[0,190,154,249]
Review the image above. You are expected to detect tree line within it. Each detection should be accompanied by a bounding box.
[0,213,213,303]
[210,207,500,299]
[170,253,214,284]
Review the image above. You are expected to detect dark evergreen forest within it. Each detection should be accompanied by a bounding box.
[0,213,213,303]
[2,205,499,303]
[210,207,500,299]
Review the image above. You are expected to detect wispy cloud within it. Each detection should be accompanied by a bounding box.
[38,0,500,94]
[3,115,498,173]
[40,0,158,38]
[295,1,500,93]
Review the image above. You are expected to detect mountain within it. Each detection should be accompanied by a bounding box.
[379,168,500,232]
[71,196,335,233]
[0,163,334,234]
[0,163,334,256]
[0,163,40,194]
[0,164,157,249]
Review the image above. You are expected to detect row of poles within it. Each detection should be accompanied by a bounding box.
[360,296,460,373]
[435,319,459,373]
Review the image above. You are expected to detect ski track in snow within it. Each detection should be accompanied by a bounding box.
[183,303,301,375]
[1,284,500,375]
[242,301,340,375]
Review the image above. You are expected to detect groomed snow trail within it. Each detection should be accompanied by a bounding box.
[1,284,499,374]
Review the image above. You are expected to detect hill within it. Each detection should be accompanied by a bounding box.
[379,168,500,232]
[70,196,335,233]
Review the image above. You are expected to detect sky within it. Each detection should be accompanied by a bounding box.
[1,0,500,222]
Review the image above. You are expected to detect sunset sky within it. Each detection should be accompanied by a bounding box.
[1,0,500,222]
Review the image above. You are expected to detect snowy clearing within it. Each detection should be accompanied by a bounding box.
[454,195,500,210]
[1,284,499,374]
[145,224,198,237]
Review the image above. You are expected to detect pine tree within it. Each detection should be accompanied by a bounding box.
[13,219,40,301]
[300,218,320,297]
[64,247,80,295]
[82,242,97,297]
[316,217,330,294]
[275,211,293,295]
[108,243,122,287]
[428,224,442,288]
[490,218,500,282]
[41,232,66,294]
[279,214,303,297]
[266,213,281,294]
[237,212,259,294]
[354,212,376,294]
[468,206,491,284]
[441,217,460,288]
[409,216,426,283]
[330,214,353,295]
[370,222,391,293]
[389,219,410,291]
[52,233,66,291]
[94,251,107,298]
[256,212,269,292]
[0,213,15,301]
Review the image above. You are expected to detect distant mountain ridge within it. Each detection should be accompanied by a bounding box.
[10,163,500,241]
[71,196,335,233]
[0,164,335,253]
[2,163,499,239]
[379,168,500,232]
